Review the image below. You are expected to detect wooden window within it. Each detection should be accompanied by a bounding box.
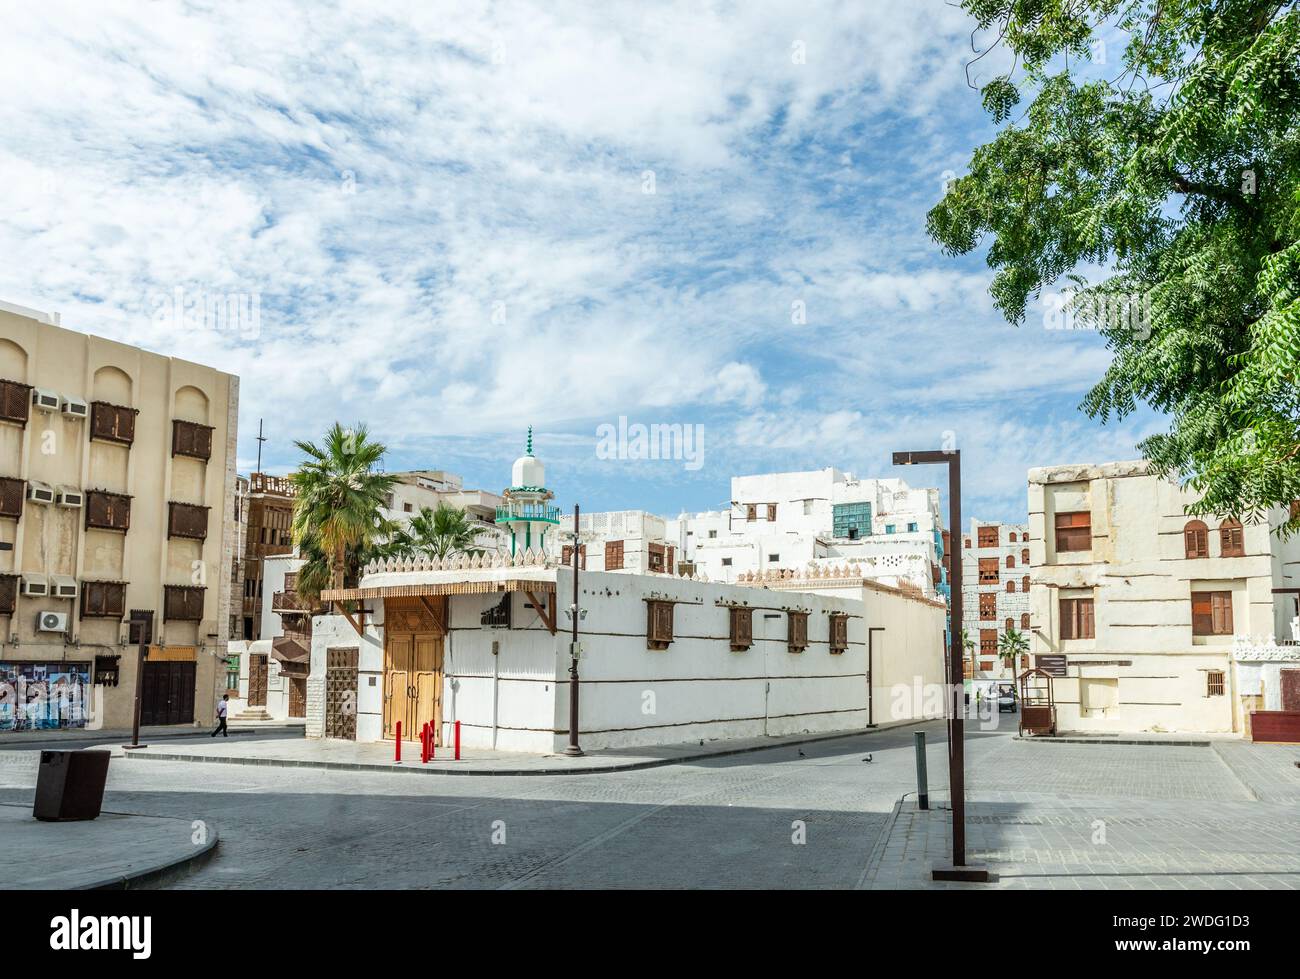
[0,573,17,615]
[746,504,757,522]
[85,490,132,532]
[1191,591,1233,636]
[80,580,126,619]
[604,539,624,571]
[646,600,673,650]
[963,537,971,548]
[977,525,998,548]
[1006,555,1015,568]
[89,401,138,445]
[164,585,206,622]
[979,629,997,655]
[648,542,666,573]
[829,612,848,654]
[1008,532,1017,543]
[1219,520,1244,557]
[1055,511,1091,552]
[0,379,33,426]
[978,558,999,583]
[1206,670,1225,696]
[171,419,214,461]
[979,593,997,619]
[0,476,24,519]
[766,504,777,521]
[1021,548,1029,563]
[729,606,754,651]
[1059,597,1095,640]
[1183,520,1209,559]
[167,501,210,540]
[1005,617,1013,631]
[1022,575,1030,591]
[1006,580,1015,593]
[787,611,809,652]
[1020,613,1030,630]
[561,545,586,569]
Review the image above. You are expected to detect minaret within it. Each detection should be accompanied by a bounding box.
[496,426,559,556]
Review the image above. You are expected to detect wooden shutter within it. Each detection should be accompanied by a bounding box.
[605,539,624,571]
[729,606,753,651]
[788,611,809,652]
[1219,521,1244,557]
[168,501,210,540]
[977,525,998,547]
[829,612,848,654]
[80,581,126,619]
[0,379,32,425]
[0,573,16,615]
[746,504,756,522]
[978,558,999,583]
[1055,511,1091,551]
[90,401,137,445]
[1060,597,1094,640]
[1210,592,1233,635]
[0,476,24,519]
[164,585,205,621]
[646,600,673,649]
[766,504,777,521]
[561,545,573,566]
[980,628,997,654]
[1191,593,1213,636]
[85,490,131,531]
[172,419,214,461]
[979,593,997,619]
[1184,521,1209,558]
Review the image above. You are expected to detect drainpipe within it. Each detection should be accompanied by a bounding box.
[491,639,499,750]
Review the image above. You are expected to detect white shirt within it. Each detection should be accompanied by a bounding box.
[216,700,228,717]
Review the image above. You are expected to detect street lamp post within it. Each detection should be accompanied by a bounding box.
[892,448,987,882]
[564,504,584,757]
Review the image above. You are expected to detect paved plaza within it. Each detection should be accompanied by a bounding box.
[1,721,1297,889]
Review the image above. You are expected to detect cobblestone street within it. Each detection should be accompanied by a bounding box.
[3,722,1297,889]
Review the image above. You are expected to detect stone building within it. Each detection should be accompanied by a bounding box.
[959,519,1032,680]
[0,299,238,731]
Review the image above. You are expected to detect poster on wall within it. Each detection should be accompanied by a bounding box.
[0,663,92,732]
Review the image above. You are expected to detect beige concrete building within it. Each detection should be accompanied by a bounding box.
[0,300,239,732]
[1027,460,1300,736]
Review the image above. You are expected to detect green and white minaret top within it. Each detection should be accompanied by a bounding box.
[497,427,559,554]
[509,425,549,494]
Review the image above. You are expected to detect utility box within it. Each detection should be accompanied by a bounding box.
[33,750,111,821]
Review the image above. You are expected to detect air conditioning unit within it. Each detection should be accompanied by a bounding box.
[26,481,55,505]
[55,486,83,508]
[31,388,60,412]
[50,575,78,599]
[36,610,69,633]
[21,573,48,597]
[60,396,89,419]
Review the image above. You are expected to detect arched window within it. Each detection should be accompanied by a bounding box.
[1219,519,1245,557]
[964,538,971,548]
[1008,532,1017,542]
[1020,613,1030,630]
[1006,555,1015,569]
[1006,580,1015,593]
[1021,548,1029,563]
[1184,520,1209,559]
[1022,575,1030,591]
[1005,618,1013,631]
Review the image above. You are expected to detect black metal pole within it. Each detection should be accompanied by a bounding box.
[126,611,151,749]
[947,451,964,867]
[565,504,583,757]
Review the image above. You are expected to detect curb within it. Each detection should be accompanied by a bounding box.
[121,719,933,778]
[1013,736,1211,747]
[0,727,305,750]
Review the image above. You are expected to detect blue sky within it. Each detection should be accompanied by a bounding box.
[0,1,1161,524]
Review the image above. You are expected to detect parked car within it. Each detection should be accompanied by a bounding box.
[996,685,1017,713]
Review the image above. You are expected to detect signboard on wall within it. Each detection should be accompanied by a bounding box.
[1036,654,1067,677]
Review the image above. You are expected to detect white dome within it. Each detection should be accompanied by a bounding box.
[512,454,545,488]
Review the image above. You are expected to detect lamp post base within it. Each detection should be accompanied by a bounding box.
[563,745,585,757]
[932,862,989,883]
[121,744,149,751]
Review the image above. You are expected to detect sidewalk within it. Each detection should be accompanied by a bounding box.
[119,721,925,776]
[0,720,306,749]
[0,802,218,889]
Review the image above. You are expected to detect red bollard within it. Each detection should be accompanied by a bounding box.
[454,720,461,760]
[395,721,402,763]
[420,723,428,764]
[429,722,435,759]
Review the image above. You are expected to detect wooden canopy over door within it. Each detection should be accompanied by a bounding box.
[382,597,446,743]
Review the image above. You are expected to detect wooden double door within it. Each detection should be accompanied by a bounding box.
[383,597,446,743]
[248,654,268,706]
[141,661,195,726]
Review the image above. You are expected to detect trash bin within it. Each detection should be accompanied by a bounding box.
[33,750,111,821]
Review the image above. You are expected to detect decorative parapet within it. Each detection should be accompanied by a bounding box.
[360,548,714,583]
[1232,635,1300,662]
[734,563,945,608]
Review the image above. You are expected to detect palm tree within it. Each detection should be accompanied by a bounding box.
[998,627,1029,679]
[290,423,397,594]
[388,503,484,560]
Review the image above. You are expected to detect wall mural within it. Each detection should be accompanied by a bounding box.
[0,663,91,731]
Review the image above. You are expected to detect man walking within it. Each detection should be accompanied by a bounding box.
[211,693,229,737]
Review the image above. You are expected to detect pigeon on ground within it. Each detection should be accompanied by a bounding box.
[797,749,806,757]
[862,754,873,763]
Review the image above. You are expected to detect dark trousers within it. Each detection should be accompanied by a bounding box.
[211,715,228,737]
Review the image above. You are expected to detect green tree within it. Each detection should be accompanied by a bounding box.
[387,503,485,560]
[289,423,397,595]
[929,1,1300,529]
[998,627,1030,677]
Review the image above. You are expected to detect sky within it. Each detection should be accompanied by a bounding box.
[0,0,1162,524]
